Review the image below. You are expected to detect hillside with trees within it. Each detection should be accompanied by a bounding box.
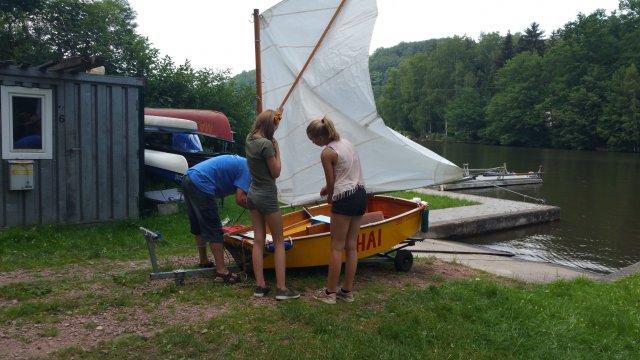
[2,0,638,153]
[374,1,640,152]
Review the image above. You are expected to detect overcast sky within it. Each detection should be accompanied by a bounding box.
[126,0,621,75]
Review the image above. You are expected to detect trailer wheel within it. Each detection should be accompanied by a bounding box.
[394,250,413,272]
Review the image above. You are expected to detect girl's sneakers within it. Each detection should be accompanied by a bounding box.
[253,286,271,298]
[313,288,337,304]
[336,288,354,302]
[275,288,300,300]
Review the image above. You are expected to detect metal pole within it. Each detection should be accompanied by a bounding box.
[139,227,160,273]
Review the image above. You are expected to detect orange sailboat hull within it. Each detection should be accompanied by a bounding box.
[224,195,426,269]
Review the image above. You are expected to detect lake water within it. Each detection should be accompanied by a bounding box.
[421,141,640,274]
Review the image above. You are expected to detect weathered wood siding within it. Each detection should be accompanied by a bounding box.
[0,67,144,227]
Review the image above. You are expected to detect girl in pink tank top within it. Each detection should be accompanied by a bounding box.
[306,116,367,304]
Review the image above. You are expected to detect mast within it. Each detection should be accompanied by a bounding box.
[253,8,262,114]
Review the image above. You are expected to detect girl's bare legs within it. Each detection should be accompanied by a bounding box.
[250,210,267,288]
[327,213,350,292]
[342,215,363,291]
[264,211,286,290]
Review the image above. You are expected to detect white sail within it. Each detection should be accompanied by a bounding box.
[260,0,463,206]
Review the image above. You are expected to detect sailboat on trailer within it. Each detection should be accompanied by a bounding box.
[224,0,464,271]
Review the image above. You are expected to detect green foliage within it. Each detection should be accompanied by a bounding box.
[369,39,442,98]
[601,63,640,151]
[0,0,157,76]
[3,1,639,153]
[378,36,487,137]
[485,52,551,146]
[518,22,546,56]
[144,57,256,154]
[372,6,640,152]
[384,190,480,209]
[445,88,487,140]
[1,0,255,152]
[495,31,516,68]
[233,69,257,89]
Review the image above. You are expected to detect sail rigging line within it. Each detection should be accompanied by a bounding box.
[254,8,263,114]
[278,0,348,110]
[464,179,546,204]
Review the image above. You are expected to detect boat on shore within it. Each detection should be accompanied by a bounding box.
[223,0,463,271]
[437,163,543,191]
[144,148,188,186]
[144,108,234,168]
[145,108,233,141]
[225,195,427,271]
[142,115,194,187]
[142,111,237,204]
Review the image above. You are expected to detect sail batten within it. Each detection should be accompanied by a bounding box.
[260,0,463,206]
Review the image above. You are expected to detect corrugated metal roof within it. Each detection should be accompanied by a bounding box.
[0,55,105,73]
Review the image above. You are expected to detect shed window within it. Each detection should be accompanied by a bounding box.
[1,86,53,159]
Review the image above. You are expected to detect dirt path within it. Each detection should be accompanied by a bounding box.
[0,257,480,359]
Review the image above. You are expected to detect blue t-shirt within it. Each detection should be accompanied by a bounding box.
[186,155,251,198]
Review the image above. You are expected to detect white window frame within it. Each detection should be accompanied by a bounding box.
[1,86,53,159]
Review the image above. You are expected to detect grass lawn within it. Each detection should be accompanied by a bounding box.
[1,192,638,359]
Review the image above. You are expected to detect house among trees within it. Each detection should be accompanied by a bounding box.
[0,56,144,227]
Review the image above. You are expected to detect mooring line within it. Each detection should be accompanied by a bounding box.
[470,179,546,204]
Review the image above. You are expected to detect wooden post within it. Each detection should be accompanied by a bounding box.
[254,9,262,114]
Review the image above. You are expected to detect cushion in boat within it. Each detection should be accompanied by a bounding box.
[361,211,384,225]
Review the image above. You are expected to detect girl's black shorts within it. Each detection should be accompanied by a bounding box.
[331,186,367,216]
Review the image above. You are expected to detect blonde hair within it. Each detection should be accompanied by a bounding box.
[250,109,278,140]
[306,115,340,142]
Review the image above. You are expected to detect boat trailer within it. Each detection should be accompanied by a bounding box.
[140,226,424,285]
[358,236,424,272]
[139,226,231,285]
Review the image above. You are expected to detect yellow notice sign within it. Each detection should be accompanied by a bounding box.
[8,160,34,190]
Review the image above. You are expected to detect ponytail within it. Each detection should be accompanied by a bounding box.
[306,115,340,142]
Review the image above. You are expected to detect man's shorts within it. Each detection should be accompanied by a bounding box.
[182,175,223,243]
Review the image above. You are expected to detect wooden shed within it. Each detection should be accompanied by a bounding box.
[0,57,144,227]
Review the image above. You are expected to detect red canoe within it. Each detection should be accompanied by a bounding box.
[144,108,233,142]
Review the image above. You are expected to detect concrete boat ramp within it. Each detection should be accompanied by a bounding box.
[408,189,607,283]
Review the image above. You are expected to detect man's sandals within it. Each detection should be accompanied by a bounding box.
[214,270,240,284]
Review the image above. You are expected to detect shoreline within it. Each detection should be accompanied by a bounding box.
[410,188,637,283]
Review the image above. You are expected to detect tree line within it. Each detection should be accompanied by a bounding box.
[374,0,640,152]
[2,0,639,153]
